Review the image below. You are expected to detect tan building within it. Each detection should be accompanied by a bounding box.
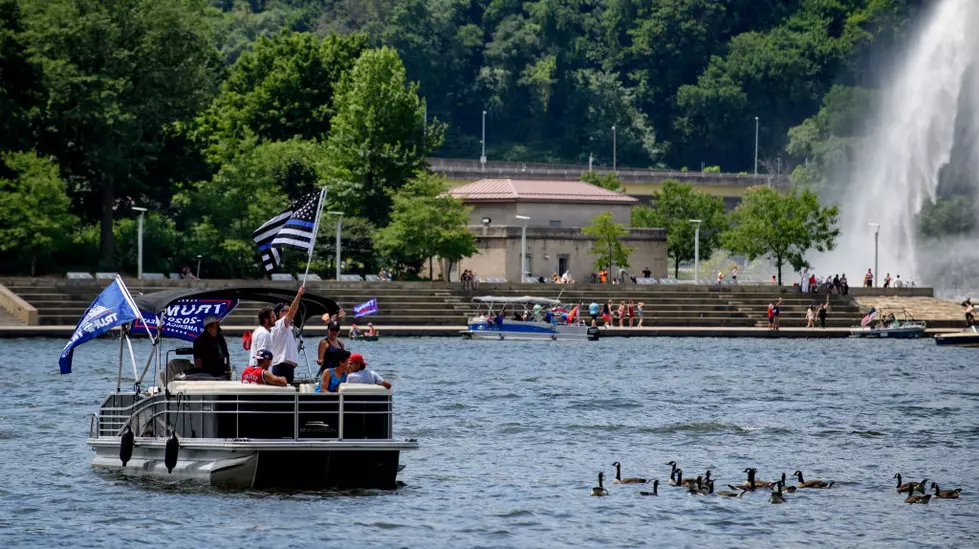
[444,179,668,282]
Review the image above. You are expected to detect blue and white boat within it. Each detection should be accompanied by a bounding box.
[461,296,596,341]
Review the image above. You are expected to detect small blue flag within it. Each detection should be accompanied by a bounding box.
[353,298,378,318]
[59,278,141,374]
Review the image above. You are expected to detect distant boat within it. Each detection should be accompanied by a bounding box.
[935,325,979,347]
[460,296,596,341]
[850,319,926,339]
[350,334,379,342]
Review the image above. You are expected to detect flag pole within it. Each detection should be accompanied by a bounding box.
[302,188,327,285]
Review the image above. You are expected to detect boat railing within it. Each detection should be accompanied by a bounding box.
[93,389,393,442]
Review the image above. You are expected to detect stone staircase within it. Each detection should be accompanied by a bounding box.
[1,277,938,329]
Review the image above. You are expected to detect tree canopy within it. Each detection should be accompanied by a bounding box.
[723,186,840,284]
[581,212,634,278]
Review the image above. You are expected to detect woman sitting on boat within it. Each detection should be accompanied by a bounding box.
[366,322,378,336]
[317,349,351,393]
[349,324,361,338]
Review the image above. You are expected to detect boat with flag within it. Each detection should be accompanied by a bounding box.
[66,280,417,490]
[461,296,597,341]
[849,307,926,338]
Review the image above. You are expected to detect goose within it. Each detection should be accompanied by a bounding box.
[612,462,648,484]
[732,468,760,491]
[769,481,788,504]
[590,472,609,496]
[717,485,747,498]
[746,467,775,488]
[678,469,700,487]
[686,476,706,495]
[777,472,798,492]
[893,473,927,494]
[931,482,961,499]
[639,479,659,496]
[905,490,931,504]
[793,470,834,489]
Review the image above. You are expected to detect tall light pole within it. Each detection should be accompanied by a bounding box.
[516,215,530,281]
[869,222,880,287]
[690,219,703,284]
[611,125,617,172]
[754,116,759,175]
[328,211,344,280]
[480,110,487,169]
[132,206,147,279]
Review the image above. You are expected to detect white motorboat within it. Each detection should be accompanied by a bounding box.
[86,286,417,489]
[460,296,597,341]
[850,311,927,339]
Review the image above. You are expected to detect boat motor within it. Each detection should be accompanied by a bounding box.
[165,432,179,473]
[119,425,135,466]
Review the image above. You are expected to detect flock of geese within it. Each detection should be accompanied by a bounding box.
[589,462,963,505]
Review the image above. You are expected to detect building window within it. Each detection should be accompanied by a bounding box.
[558,254,569,276]
[549,220,562,227]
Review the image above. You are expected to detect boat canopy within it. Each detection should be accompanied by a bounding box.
[472,296,562,306]
[133,286,340,329]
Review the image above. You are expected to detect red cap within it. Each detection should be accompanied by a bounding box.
[349,353,366,366]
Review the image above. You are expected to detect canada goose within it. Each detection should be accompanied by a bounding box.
[717,486,747,498]
[612,462,648,484]
[794,470,834,489]
[687,476,706,495]
[590,472,609,496]
[893,473,927,494]
[931,482,961,499]
[769,481,788,504]
[746,467,775,488]
[639,479,659,496]
[777,473,798,493]
[905,491,931,504]
[678,469,700,487]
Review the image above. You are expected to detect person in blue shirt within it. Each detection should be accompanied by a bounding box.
[317,349,350,392]
[588,301,600,323]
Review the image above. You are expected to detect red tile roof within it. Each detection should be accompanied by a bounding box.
[448,179,638,204]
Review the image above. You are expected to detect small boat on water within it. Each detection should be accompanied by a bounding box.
[935,325,979,347]
[83,286,417,489]
[460,296,597,341]
[850,317,927,339]
[350,334,380,342]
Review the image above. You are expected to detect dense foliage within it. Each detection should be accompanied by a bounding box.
[0,0,923,276]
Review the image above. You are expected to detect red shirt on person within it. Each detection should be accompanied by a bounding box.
[241,366,266,384]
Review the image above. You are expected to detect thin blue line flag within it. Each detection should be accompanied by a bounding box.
[353,298,378,318]
[59,279,141,374]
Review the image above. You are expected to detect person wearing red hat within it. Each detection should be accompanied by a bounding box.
[241,349,288,386]
[345,353,391,389]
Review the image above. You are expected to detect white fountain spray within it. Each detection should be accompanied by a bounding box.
[827,0,979,292]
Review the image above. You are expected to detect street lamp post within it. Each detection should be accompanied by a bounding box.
[328,211,344,280]
[132,207,147,279]
[868,222,880,287]
[516,215,530,281]
[480,110,487,169]
[754,116,759,175]
[612,125,617,172]
[690,219,703,284]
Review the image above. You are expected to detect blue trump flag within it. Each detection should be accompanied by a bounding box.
[130,298,238,342]
[59,278,142,374]
[353,298,378,318]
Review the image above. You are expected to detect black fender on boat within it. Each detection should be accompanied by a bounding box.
[165,432,179,473]
[119,426,135,466]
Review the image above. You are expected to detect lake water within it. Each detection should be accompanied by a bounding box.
[0,336,977,548]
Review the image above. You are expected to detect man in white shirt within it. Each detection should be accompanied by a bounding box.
[345,353,391,389]
[248,308,275,367]
[893,275,904,288]
[270,285,304,384]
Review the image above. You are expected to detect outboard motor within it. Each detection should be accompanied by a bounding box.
[164,432,179,473]
[119,426,135,466]
[587,326,600,341]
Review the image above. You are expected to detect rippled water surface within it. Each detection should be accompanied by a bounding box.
[1,337,977,548]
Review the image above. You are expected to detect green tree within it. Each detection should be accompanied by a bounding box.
[916,196,976,240]
[325,47,445,225]
[580,170,622,192]
[723,186,840,285]
[581,211,634,280]
[113,212,182,275]
[631,180,727,279]
[375,171,477,280]
[193,30,368,163]
[0,151,78,275]
[21,0,222,266]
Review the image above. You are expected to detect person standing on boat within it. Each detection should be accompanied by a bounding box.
[248,308,275,367]
[963,298,975,326]
[241,349,288,386]
[270,285,304,384]
[191,315,230,378]
[346,353,392,389]
[316,321,345,377]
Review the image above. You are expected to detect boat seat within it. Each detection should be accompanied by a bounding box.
[158,358,194,389]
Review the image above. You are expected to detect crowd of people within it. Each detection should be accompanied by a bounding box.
[190,284,392,392]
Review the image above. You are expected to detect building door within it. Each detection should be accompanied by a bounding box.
[558,255,569,277]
